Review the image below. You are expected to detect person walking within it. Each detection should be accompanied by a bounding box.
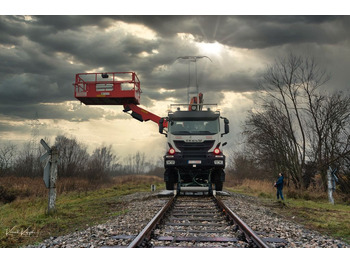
[274,173,284,201]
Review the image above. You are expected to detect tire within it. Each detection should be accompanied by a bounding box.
[215,181,223,191]
[166,181,174,190]
[164,168,176,190]
[212,169,225,182]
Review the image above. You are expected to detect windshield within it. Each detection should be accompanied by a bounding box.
[169,119,219,135]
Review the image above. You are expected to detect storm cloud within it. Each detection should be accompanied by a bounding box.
[1,15,350,155]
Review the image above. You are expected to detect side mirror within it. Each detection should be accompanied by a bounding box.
[221,118,229,137]
[224,118,230,135]
[224,118,229,134]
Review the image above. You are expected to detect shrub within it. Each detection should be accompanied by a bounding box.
[0,185,16,203]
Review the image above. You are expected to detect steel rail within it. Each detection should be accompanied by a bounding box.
[128,194,268,248]
[214,196,269,248]
[128,195,176,248]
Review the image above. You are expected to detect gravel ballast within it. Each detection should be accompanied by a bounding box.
[221,192,349,248]
[27,191,349,248]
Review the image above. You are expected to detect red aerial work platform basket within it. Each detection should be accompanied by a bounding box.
[74,72,141,105]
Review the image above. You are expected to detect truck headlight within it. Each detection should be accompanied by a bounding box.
[166,160,175,165]
[214,160,223,165]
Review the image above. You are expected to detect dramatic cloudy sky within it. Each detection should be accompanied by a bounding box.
[1,10,350,161]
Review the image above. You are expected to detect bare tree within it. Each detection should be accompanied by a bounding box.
[244,53,350,190]
[0,135,125,183]
[55,135,89,177]
[0,144,17,176]
[304,90,350,187]
[134,151,146,174]
[122,151,148,174]
[87,145,118,180]
[244,102,297,185]
[123,154,135,174]
[12,141,45,178]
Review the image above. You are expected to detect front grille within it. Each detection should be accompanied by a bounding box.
[174,140,215,155]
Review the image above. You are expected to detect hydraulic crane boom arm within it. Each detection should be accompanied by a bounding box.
[123,104,168,128]
[123,92,202,129]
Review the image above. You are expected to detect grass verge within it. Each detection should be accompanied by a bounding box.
[225,179,350,244]
[0,175,163,248]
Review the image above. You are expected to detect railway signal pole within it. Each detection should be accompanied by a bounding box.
[40,139,59,214]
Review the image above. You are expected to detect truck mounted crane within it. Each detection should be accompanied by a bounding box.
[74,68,229,194]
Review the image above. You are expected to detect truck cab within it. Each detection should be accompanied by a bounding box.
[159,107,229,193]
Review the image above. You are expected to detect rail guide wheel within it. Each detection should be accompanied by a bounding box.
[175,184,215,196]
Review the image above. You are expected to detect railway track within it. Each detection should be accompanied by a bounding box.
[127,194,270,248]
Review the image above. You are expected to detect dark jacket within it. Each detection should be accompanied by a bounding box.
[276,176,284,189]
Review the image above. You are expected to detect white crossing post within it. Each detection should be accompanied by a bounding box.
[327,167,335,205]
[40,139,59,215]
[48,146,58,214]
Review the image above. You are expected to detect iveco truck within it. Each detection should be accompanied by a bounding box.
[159,105,229,193]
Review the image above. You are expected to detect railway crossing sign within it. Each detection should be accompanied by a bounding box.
[40,139,59,214]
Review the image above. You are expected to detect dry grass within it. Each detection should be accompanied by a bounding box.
[0,175,163,203]
[0,174,164,247]
[225,176,350,243]
[225,176,331,201]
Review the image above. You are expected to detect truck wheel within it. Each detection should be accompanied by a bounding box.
[215,181,223,191]
[166,181,174,190]
[164,168,176,190]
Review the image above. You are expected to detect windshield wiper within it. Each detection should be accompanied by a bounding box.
[172,131,191,135]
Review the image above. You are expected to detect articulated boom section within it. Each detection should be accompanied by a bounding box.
[123,104,168,128]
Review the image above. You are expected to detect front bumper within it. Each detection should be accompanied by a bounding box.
[164,153,225,169]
